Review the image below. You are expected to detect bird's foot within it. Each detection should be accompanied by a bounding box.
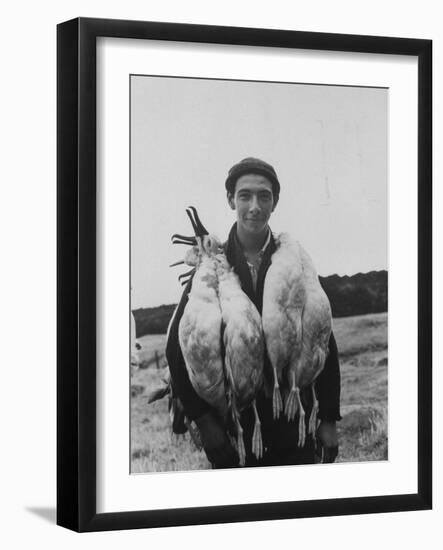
[308,401,319,437]
[284,388,298,421]
[237,432,246,467]
[298,408,306,447]
[273,386,283,420]
[252,421,263,460]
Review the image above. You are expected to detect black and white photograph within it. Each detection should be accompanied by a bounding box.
[130,75,388,473]
[1,0,438,542]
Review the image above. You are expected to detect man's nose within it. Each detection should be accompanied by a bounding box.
[249,195,260,213]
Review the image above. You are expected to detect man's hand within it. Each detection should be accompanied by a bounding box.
[195,412,239,468]
[316,420,339,463]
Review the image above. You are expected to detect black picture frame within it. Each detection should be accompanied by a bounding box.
[57,17,432,532]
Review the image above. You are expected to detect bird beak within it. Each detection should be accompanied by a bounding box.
[186,206,209,237]
[169,260,185,267]
[171,234,197,245]
[178,269,195,283]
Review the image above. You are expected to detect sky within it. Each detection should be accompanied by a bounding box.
[131,75,387,309]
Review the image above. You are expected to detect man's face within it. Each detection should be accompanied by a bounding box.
[228,174,276,234]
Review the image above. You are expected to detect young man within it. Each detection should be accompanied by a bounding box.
[166,157,341,468]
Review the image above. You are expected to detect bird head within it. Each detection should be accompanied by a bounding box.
[186,206,221,255]
[170,207,221,286]
[171,206,221,257]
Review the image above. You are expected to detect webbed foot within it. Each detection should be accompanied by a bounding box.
[237,428,246,467]
[273,386,283,420]
[298,405,306,447]
[284,387,298,421]
[252,401,263,460]
[308,385,319,437]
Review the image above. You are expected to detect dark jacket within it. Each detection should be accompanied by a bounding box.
[166,224,341,464]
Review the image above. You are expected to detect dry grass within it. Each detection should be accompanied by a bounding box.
[131,312,388,472]
[131,362,210,473]
[333,313,388,463]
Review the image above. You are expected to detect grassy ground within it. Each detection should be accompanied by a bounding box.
[131,312,388,472]
[131,333,211,472]
[332,313,388,463]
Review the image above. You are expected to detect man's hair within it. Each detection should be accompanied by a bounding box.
[225,157,281,203]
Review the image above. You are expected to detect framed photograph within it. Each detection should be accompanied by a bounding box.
[57,17,432,532]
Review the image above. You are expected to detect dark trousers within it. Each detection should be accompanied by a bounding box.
[213,391,317,469]
[245,437,316,467]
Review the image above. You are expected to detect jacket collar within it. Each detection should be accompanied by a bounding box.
[224,223,276,312]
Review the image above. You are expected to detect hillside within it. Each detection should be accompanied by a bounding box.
[133,270,387,337]
[320,270,387,318]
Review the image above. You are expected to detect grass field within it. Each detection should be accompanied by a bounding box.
[131,312,388,472]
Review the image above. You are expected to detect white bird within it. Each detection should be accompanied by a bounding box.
[176,207,228,424]
[172,207,265,465]
[262,233,332,447]
[216,252,265,466]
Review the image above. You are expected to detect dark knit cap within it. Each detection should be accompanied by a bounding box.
[225,157,280,200]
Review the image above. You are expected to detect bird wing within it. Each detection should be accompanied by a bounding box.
[263,269,305,373]
[291,272,332,386]
[223,308,264,407]
[179,296,227,416]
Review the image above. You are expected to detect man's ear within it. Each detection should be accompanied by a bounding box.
[227,192,236,210]
[272,197,279,212]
